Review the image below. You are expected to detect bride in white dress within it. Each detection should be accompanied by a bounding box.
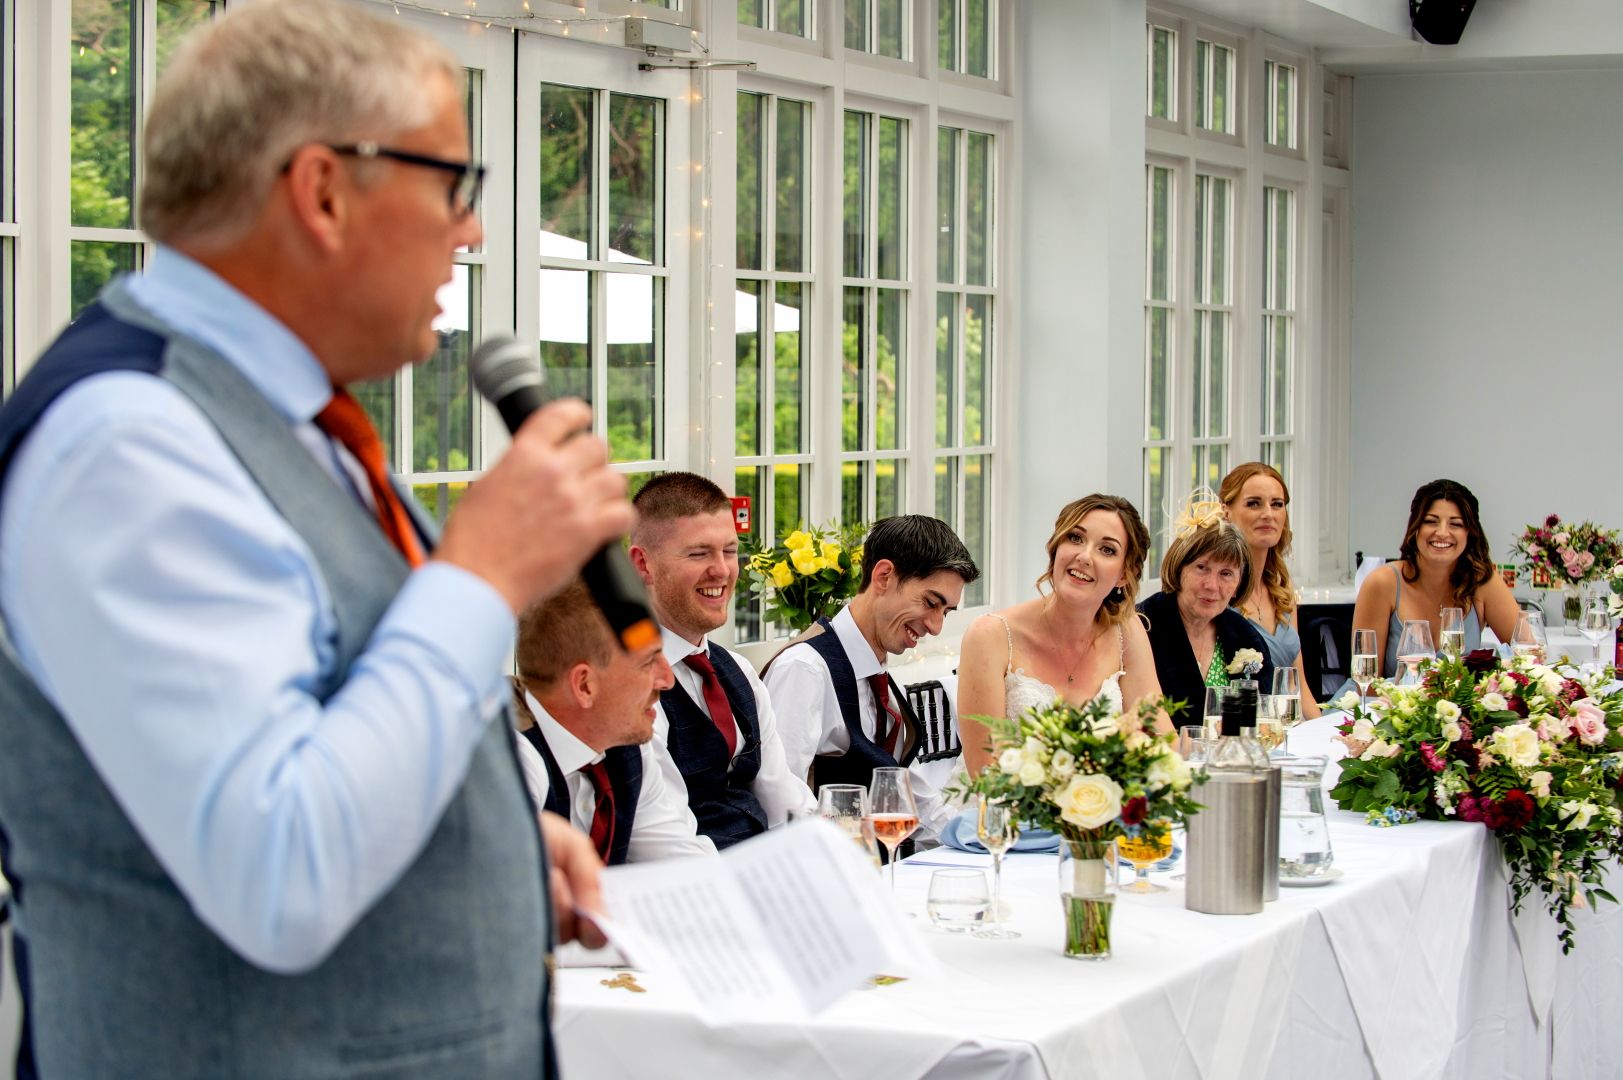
[957,494,1166,777]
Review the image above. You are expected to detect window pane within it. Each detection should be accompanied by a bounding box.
[937,127,958,284]
[1267,61,1297,149]
[842,287,865,451]
[1195,174,1231,304]
[1265,187,1292,310]
[607,94,660,265]
[1147,165,1172,301]
[1191,310,1207,438]
[774,463,805,543]
[964,294,988,445]
[353,369,397,469]
[1193,443,1228,492]
[735,280,761,456]
[606,272,660,462]
[935,455,958,532]
[935,292,957,448]
[875,0,904,58]
[963,452,988,606]
[874,288,903,450]
[938,0,955,70]
[877,117,905,280]
[775,99,807,272]
[540,84,593,256]
[1207,310,1228,437]
[1144,447,1167,571]
[778,0,808,36]
[739,0,765,27]
[1196,40,1235,135]
[156,1,215,75]
[539,267,591,403]
[1146,307,1170,440]
[773,282,805,453]
[1194,40,1209,129]
[1,241,12,400]
[845,0,867,50]
[69,240,136,319]
[842,460,863,524]
[71,0,136,229]
[843,111,866,278]
[965,131,991,286]
[964,0,991,77]
[875,458,902,518]
[1148,26,1174,120]
[413,265,476,473]
[410,482,470,528]
[736,92,763,271]
[732,465,763,640]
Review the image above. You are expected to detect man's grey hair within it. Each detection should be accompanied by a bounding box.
[140,0,460,246]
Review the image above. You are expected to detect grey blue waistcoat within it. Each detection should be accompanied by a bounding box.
[0,281,554,1078]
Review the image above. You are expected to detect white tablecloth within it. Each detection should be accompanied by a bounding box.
[553,715,1623,1079]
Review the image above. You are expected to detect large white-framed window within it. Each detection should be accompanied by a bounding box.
[937,0,993,79]
[738,0,812,38]
[845,0,908,59]
[733,87,813,639]
[934,121,994,607]
[1143,9,1324,573]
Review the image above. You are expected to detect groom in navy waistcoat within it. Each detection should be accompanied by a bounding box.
[628,473,815,849]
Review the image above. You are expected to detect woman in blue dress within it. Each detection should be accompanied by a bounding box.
[1220,462,1319,718]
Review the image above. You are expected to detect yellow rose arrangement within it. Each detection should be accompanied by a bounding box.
[740,522,867,633]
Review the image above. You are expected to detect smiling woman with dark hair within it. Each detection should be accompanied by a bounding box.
[1350,478,1521,682]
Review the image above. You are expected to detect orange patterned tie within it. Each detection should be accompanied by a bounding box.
[313,388,426,567]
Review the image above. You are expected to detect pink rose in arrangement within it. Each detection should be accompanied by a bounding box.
[1570,701,1608,746]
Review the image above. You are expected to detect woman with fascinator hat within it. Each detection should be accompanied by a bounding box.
[958,494,1166,777]
[1137,489,1275,721]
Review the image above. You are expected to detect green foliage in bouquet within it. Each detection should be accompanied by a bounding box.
[740,522,867,633]
[1328,651,1623,951]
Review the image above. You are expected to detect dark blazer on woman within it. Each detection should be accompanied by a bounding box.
[1137,590,1275,725]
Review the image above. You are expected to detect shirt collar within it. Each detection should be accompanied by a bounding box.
[661,624,709,667]
[124,246,334,424]
[523,690,605,774]
[830,606,885,680]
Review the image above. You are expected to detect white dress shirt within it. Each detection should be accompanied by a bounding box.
[653,626,816,827]
[763,607,951,842]
[512,692,714,862]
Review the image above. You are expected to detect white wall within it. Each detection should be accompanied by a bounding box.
[1349,68,1623,565]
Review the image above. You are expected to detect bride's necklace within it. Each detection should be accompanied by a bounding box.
[1042,605,1095,685]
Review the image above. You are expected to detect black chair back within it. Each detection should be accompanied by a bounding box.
[904,680,961,763]
[1299,603,1355,700]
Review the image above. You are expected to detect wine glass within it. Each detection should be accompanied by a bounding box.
[869,768,919,896]
[974,797,1021,940]
[1439,607,1466,660]
[1202,686,1230,737]
[1253,699,1286,756]
[818,784,878,865]
[1395,620,1434,686]
[1116,820,1173,894]
[1578,602,1613,671]
[1350,629,1378,710]
[1511,611,1546,664]
[1270,667,1302,755]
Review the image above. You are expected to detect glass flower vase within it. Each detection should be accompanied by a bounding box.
[1564,587,1584,625]
[1058,835,1117,960]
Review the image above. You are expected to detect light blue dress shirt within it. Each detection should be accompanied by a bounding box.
[0,249,516,973]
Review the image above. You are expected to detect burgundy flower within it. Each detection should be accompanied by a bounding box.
[1457,719,1474,742]
[1121,795,1148,827]
[1419,742,1446,773]
[1559,679,1586,705]
[1490,790,1536,832]
[1453,740,1481,771]
[1463,649,1498,674]
[1458,794,1485,823]
[1507,671,1531,688]
[1508,696,1529,719]
[1546,514,1561,528]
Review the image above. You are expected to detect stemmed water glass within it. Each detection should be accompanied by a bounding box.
[818,784,878,866]
[1395,620,1435,686]
[869,768,920,896]
[1439,607,1466,660]
[1350,629,1378,710]
[1578,602,1613,672]
[1511,611,1546,664]
[974,796,1021,939]
[1271,667,1303,754]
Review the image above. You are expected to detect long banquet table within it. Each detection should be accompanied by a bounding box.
[552,715,1623,1079]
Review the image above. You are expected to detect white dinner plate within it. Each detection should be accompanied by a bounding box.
[1279,867,1344,888]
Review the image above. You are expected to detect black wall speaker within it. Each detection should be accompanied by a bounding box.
[1410,0,1477,45]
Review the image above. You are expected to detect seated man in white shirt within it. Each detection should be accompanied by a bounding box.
[511,579,716,865]
[764,516,979,844]
[627,472,816,849]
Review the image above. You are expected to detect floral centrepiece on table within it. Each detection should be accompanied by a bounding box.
[953,697,1202,958]
[740,522,866,633]
[1511,515,1621,617]
[1608,561,1623,620]
[1329,650,1623,952]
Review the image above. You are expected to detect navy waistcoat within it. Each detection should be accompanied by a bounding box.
[659,642,768,849]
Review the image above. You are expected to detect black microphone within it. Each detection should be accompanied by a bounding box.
[471,335,660,653]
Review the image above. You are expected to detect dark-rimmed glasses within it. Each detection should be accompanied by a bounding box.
[308,141,485,218]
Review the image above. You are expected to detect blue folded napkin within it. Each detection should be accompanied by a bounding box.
[938,807,1061,854]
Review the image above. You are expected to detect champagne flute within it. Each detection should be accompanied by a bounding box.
[1395,620,1434,686]
[974,797,1021,940]
[1116,820,1173,894]
[1270,667,1303,755]
[869,768,920,897]
[1203,686,1230,738]
[1579,602,1612,670]
[1439,607,1466,659]
[1350,629,1378,711]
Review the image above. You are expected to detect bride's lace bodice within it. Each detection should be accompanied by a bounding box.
[991,614,1126,717]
